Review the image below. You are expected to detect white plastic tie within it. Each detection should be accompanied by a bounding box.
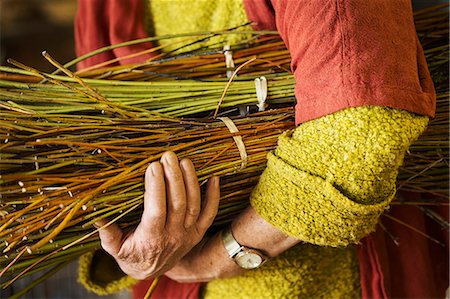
[255,76,267,111]
[223,45,235,79]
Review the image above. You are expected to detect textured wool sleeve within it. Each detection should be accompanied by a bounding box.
[250,106,428,247]
[78,250,137,295]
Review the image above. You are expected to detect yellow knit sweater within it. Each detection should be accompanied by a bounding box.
[145,0,251,52]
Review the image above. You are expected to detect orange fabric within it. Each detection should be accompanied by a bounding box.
[75,0,154,69]
[357,235,390,298]
[243,0,436,124]
[75,0,436,124]
[132,277,200,299]
[358,200,449,299]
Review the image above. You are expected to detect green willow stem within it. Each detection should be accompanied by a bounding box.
[62,29,279,71]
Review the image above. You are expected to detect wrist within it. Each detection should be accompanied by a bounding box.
[231,206,300,258]
[173,232,245,282]
[208,231,246,279]
[221,226,269,269]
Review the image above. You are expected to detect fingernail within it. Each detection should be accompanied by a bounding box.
[149,162,155,178]
[149,163,156,176]
[180,159,192,172]
[161,152,169,160]
[93,223,101,229]
[161,151,176,165]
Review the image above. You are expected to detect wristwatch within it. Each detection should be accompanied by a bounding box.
[222,226,268,269]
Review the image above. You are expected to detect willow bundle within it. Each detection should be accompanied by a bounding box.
[0,66,295,117]
[75,35,292,81]
[0,108,293,291]
[396,4,450,200]
[0,33,300,293]
[0,4,449,295]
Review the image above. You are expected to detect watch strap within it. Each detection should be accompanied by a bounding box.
[222,227,242,258]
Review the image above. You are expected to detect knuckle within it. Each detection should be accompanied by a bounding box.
[99,232,116,245]
[141,238,164,254]
[186,207,200,217]
[202,214,215,225]
[169,203,186,215]
[116,250,133,262]
[168,234,183,248]
[142,206,163,220]
[193,226,206,238]
[99,239,117,256]
[180,157,192,164]
[196,220,212,234]
[171,174,184,186]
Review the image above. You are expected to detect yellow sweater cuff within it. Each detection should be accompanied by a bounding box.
[250,106,428,246]
[78,250,137,295]
[252,151,394,246]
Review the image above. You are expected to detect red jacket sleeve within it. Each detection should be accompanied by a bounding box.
[75,0,154,69]
[243,0,436,124]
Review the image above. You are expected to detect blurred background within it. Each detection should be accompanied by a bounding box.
[1,2,130,298]
[1,0,77,72]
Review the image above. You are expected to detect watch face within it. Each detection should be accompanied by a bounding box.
[235,251,263,269]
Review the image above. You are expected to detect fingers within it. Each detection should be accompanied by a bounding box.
[160,152,187,229]
[197,177,220,232]
[138,151,218,238]
[138,162,167,234]
[180,158,201,228]
[95,219,124,257]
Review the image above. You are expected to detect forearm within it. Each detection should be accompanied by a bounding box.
[231,206,300,258]
[221,205,300,275]
[168,206,298,281]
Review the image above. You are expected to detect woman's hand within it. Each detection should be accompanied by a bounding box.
[94,151,220,280]
[164,232,244,283]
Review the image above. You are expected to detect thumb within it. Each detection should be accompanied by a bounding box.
[95,219,124,257]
